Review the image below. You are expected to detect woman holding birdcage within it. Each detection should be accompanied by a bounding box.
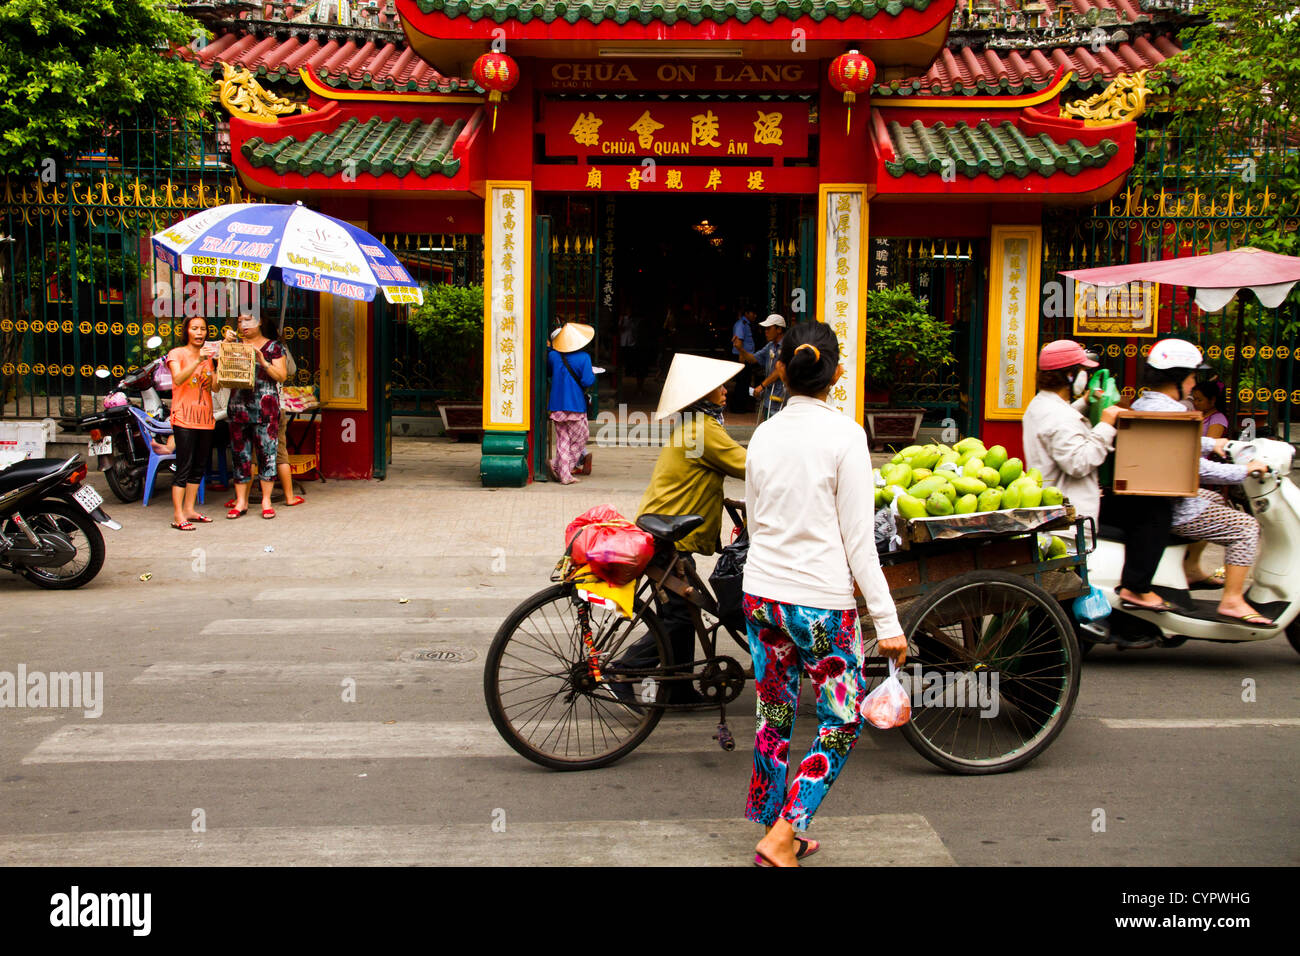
[224,313,288,519]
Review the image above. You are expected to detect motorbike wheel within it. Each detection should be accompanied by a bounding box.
[104,461,143,503]
[4,500,106,589]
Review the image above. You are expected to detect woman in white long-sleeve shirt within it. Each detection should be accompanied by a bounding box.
[1021,340,1120,524]
[743,321,907,868]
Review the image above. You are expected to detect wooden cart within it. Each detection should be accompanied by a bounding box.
[856,505,1094,774]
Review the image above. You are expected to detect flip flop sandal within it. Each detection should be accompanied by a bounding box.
[170,521,196,531]
[225,498,237,509]
[1214,611,1276,627]
[1189,567,1227,589]
[1118,598,1174,613]
[226,508,247,519]
[753,850,795,868]
[188,514,214,524]
[795,837,820,859]
[262,508,276,519]
[286,496,306,506]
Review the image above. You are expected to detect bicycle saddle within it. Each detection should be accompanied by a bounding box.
[636,513,704,542]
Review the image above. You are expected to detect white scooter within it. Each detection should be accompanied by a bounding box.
[1078,437,1299,653]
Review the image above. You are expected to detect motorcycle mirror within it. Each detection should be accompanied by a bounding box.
[145,335,163,350]
[94,368,111,379]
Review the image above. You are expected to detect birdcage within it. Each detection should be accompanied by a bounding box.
[215,341,257,389]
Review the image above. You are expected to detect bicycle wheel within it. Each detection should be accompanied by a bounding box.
[882,569,1080,775]
[483,584,670,771]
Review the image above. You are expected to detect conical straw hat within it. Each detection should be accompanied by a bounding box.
[550,322,595,353]
[653,353,746,421]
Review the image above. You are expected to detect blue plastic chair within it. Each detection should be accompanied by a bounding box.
[126,405,205,507]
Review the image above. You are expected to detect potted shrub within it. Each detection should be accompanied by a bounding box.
[407,283,484,439]
[861,284,955,450]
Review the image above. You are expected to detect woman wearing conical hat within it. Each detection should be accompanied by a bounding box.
[611,353,748,703]
[546,322,596,484]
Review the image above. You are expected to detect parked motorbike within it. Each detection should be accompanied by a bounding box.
[79,335,170,503]
[1078,437,1300,654]
[0,455,120,589]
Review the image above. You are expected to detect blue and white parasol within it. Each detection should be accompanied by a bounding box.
[151,202,423,305]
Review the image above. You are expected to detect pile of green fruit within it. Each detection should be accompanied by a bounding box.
[874,436,1067,519]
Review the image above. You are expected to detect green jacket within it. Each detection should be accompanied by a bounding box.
[636,415,747,555]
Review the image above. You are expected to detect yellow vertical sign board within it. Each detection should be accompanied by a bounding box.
[483,181,533,431]
[984,225,1041,420]
[815,184,870,425]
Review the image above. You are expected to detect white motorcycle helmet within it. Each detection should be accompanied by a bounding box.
[1145,338,1212,398]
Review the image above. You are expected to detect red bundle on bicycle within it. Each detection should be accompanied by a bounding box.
[564,505,655,586]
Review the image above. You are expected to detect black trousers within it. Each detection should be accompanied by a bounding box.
[1102,493,1173,594]
[614,552,697,701]
[172,425,213,488]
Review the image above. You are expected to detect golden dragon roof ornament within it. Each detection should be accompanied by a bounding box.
[218,63,311,124]
[1063,69,1150,127]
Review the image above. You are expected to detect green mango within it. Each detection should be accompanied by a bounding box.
[977,488,1003,512]
[955,493,978,515]
[1019,484,1043,508]
[874,488,885,509]
[954,436,986,454]
[1001,484,1023,509]
[925,492,955,517]
[882,464,912,488]
[910,467,933,483]
[898,445,924,459]
[906,476,947,500]
[934,443,953,455]
[978,466,1002,488]
[910,448,941,471]
[1048,535,1068,558]
[890,453,904,465]
[1041,486,1064,506]
[952,475,988,497]
[896,493,929,520]
[881,484,907,504]
[962,458,985,478]
[998,458,1024,487]
[939,481,958,503]
[1026,467,1044,485]
[983,445,1008,471]
[938,451,961,466]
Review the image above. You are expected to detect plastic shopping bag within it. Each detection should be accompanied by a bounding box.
[1087,368,1121,426]
[564,505,655,586]
[859,660,911,729]
[1072,584,1112,622]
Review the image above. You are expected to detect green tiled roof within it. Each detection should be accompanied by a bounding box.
[413,0,934,25]
[883,120,1119,180]
[242,116,466,178]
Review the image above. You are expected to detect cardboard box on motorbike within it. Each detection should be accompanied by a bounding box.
[1111,409,1202,496]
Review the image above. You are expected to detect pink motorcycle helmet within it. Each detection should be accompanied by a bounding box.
[103,391,128,408]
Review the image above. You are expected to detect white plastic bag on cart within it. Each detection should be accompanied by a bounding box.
[860,660,911,729]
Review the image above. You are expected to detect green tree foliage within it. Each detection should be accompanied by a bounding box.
[0,0,211,175]
[407,283,484,397]
[1148,0,1300,254]
[863,284,954,392]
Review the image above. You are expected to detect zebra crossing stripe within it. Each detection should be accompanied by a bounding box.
[0,814,952,866]
[254,585,548,603]
[198,618,501,636]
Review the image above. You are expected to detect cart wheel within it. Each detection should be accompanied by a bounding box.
[875,569,1081,775]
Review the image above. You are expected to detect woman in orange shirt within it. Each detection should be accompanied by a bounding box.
[166,315,218,530]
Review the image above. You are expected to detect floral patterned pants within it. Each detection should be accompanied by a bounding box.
[230,416,278,483]
[743,593,867,832]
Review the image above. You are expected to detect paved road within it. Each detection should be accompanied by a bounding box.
[1,439,1296,866]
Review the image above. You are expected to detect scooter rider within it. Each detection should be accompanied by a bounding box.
[1129,339,1272,625]
[1022,340,1121,526]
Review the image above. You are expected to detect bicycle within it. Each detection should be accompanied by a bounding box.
[483,500,751,771]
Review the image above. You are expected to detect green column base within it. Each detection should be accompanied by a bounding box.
[480,431,530,487]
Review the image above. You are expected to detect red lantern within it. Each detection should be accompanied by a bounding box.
[828,50,876,135]
[473,51,520,132]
